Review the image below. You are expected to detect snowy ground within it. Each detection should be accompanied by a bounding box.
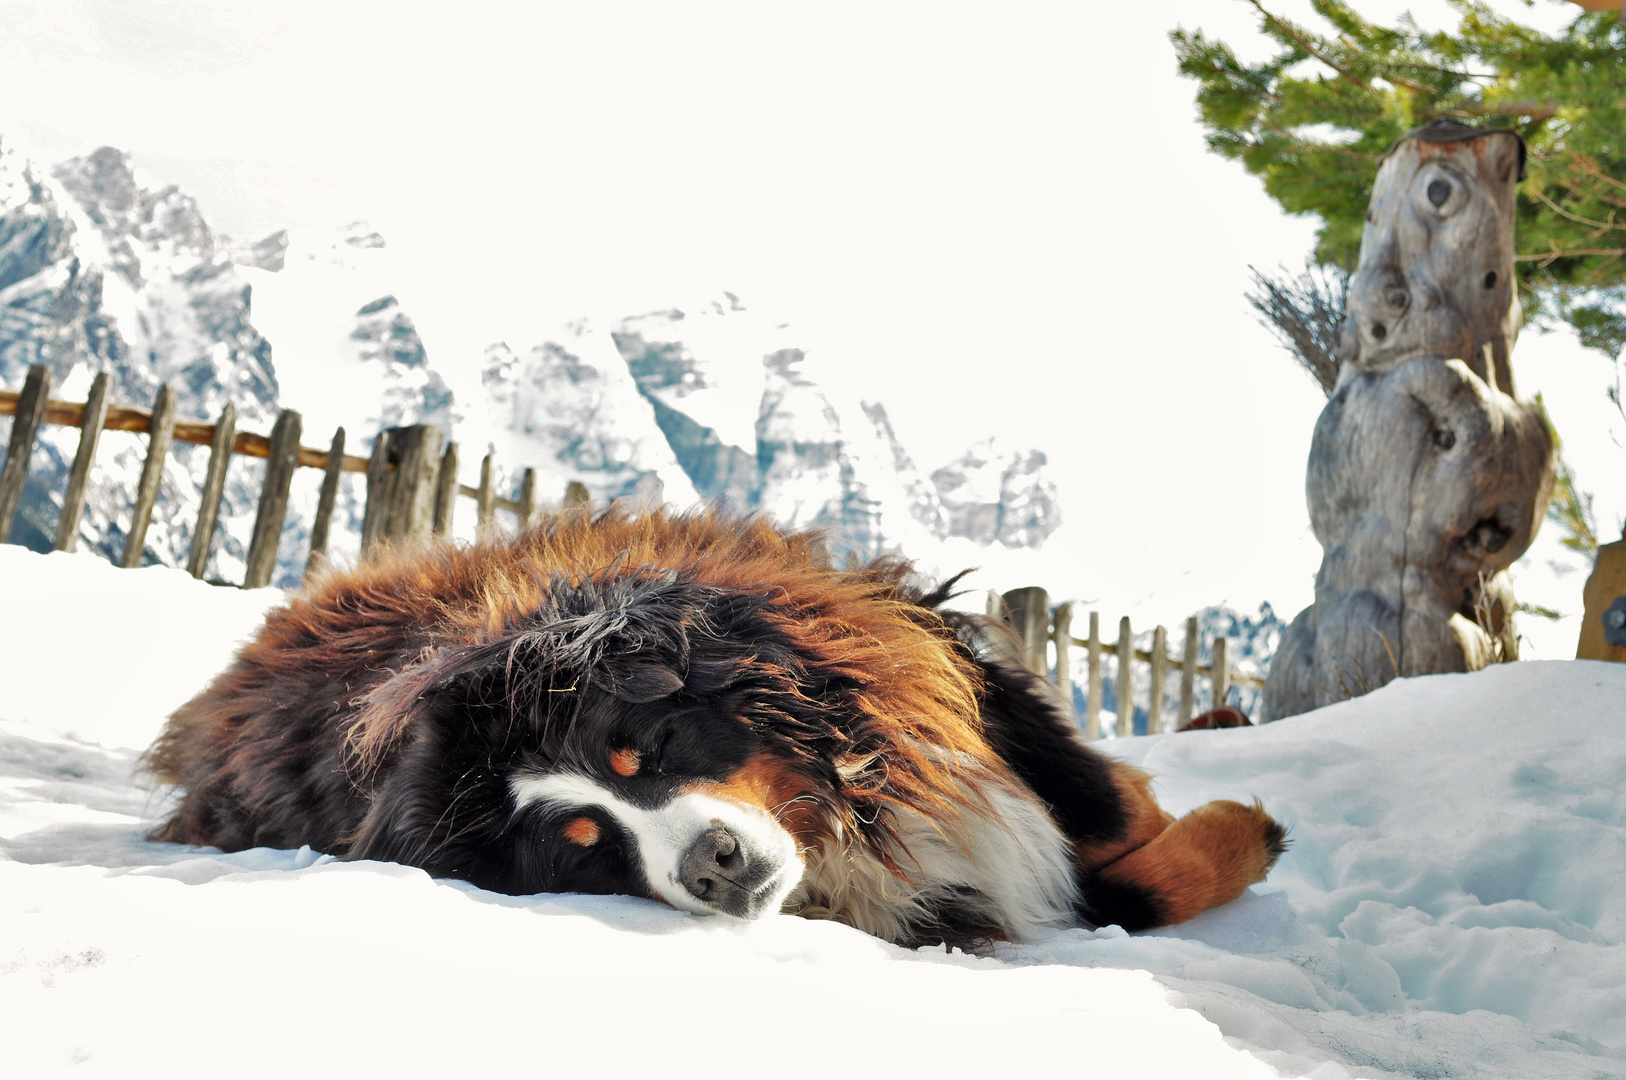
[2,546,1623,1079]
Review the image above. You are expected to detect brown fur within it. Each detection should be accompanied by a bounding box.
[1070,764,1177,870]
[1094,800,1288,925]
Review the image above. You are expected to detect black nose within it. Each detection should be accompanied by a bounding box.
[679,827,749,913]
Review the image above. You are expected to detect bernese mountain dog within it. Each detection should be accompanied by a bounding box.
[147,508,1286,947]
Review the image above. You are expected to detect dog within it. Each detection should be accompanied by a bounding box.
[147,508,1285,947]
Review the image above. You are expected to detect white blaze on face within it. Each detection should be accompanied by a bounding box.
[509,771,804,918]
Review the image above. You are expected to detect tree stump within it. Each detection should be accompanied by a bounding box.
[1265,124,1556,720]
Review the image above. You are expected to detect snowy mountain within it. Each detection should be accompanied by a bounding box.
[0,139,1062,582]
[0,140,280,580]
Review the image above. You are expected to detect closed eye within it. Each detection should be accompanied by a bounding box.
[650,727,675,774]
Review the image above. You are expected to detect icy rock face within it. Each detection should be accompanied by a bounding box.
[931,439,1061,548]
[613,304,759,508]
[862,401,950,541]
[755,348,883,558]
[0,140,280,578]
[0,140,125,392]
[350,293,452,431]
[755,350,958,560]
[473,329,694,507]
[224,230,288,272]
[606,299,966,561]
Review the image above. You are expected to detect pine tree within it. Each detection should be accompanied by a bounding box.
[1172,0,1626,353]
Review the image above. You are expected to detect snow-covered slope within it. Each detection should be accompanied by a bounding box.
[3,544,1623,1080]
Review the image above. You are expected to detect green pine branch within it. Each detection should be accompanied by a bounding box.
[1171,0,1626,344]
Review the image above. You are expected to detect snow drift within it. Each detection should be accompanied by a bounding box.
[1,544,1623,1078]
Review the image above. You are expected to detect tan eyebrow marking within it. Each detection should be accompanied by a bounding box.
[609,747,641,778]
[563,817,601,847]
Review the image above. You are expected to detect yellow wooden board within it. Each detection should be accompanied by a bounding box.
[1577,539,1626,662]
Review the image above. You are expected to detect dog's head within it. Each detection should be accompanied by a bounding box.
[342,570,847,920]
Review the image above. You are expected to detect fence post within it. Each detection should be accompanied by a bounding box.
[186,401,236,579]
[1149,624,1168,735]
[517,467,536,531]
[1085,611,1102,740]
[1052,602,1073,716]
[122,383,177,568]
[1002,586,1050,674]
[1212,636,1231,711]
[0,364,52,545]
[55,370,110,553]
[307,427,346,574]
[361,430,393,551]
[382,424,445,540]
[433,440,459,536]
[1179,615,1199,727]
[476,452,495,533]
[1116,616,1134,736]
[244,408,302,588]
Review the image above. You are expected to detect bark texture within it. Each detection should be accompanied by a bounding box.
[1265,125,1556,720]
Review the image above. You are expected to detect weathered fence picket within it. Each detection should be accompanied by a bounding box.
[1148,624,1168,734]
[0,364,50,544]
[306,427,346,574]
[518,467,536,530]
[122,384,177,569]
[434,441,459,537]
[244,409,302,588]
[361,429,392,550]
[1179,615,1198,725]
[1004,585,1050,674]
[474,452,495,531]
[380,424,444,541]
[56,371,110,554]
[1085,610,1103,740]
[187,401,236,579]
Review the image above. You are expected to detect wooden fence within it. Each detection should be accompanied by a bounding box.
[0,364,585,587]
[3,366,1268,734]
[994,586,1264,737]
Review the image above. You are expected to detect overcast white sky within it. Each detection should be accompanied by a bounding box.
[1,0,1617,626]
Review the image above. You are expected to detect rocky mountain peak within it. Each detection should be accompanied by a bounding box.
[51,147,217,284]
[224,230,288,272]
[932,439,1062,549]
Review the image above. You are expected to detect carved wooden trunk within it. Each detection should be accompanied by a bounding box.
[1264,123,1557,720]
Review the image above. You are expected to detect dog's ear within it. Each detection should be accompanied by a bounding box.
[605,658,685,703]
[598,602,689,703]
[345,579,693,774]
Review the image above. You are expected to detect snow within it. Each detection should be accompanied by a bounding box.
[3,544,1625,1078]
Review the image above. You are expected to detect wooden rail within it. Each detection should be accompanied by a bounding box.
[2,388,373,473]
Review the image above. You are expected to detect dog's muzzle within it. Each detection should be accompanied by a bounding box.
[679,825,796,919]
